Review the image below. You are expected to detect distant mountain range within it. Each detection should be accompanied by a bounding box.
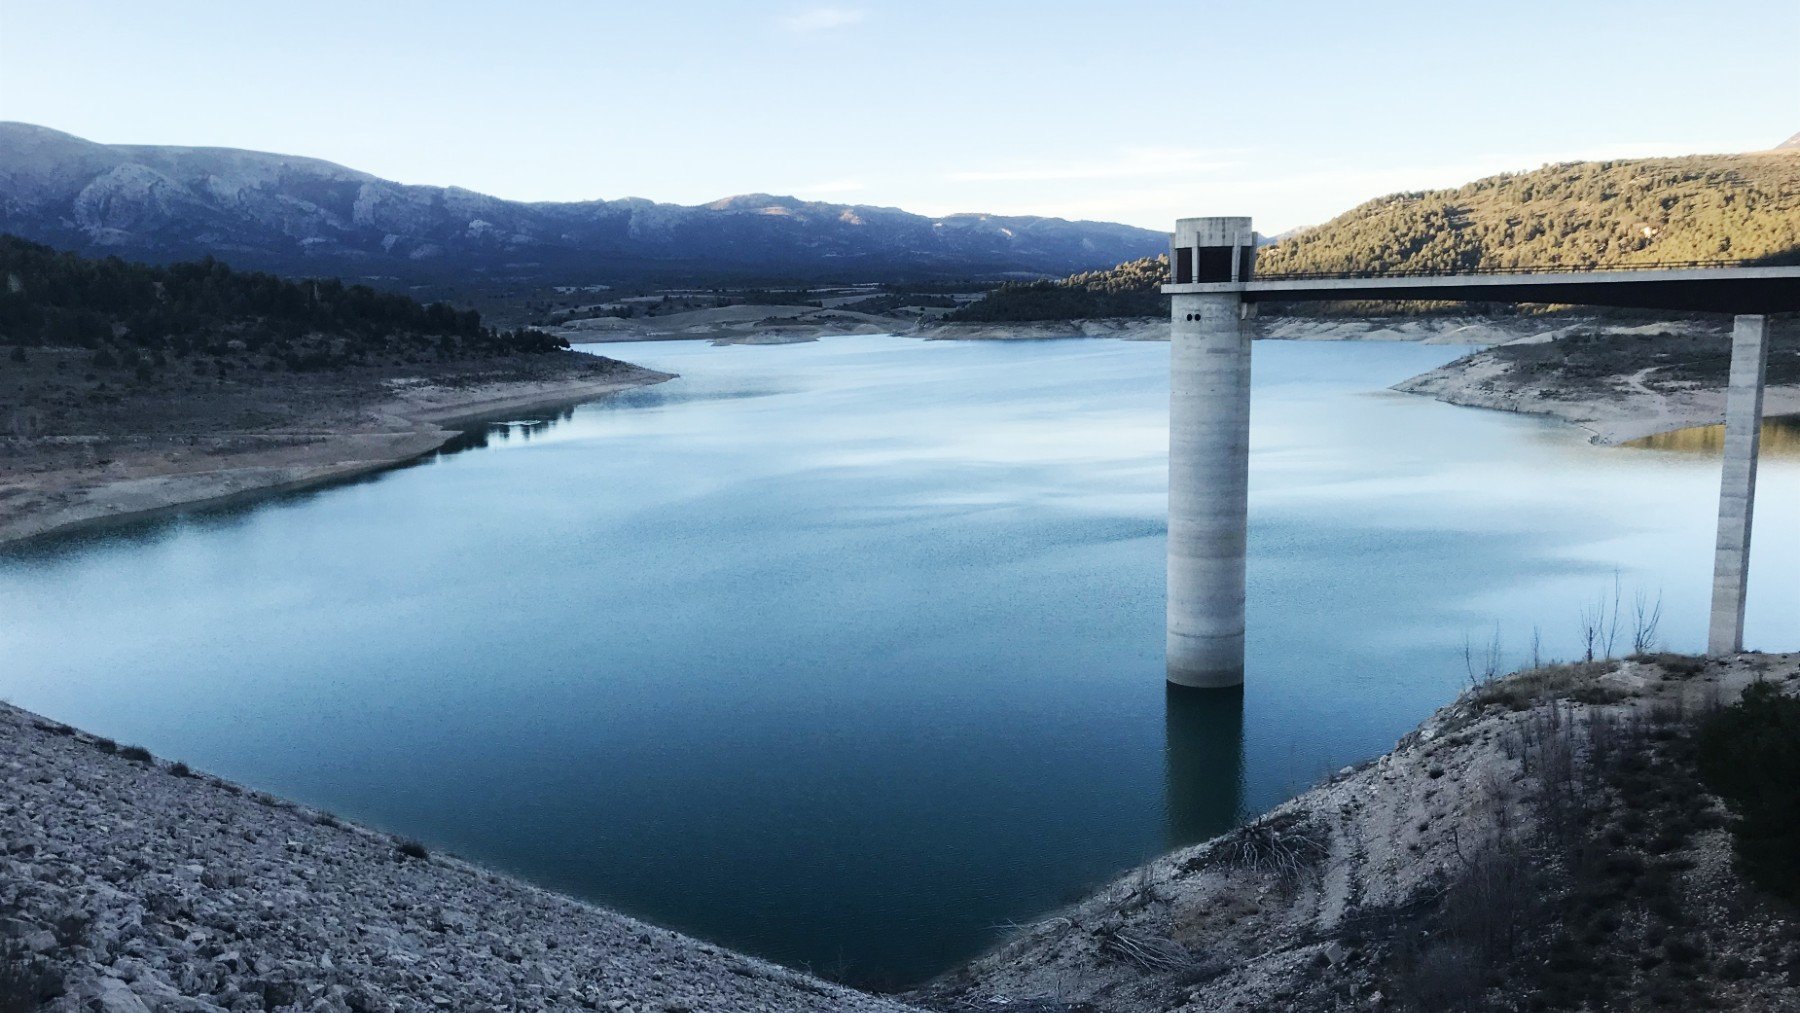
[1779,132,1800,150]
[0,123,1166,285]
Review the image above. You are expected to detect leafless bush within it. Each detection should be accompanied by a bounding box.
[1697,677,1725,715]
[1513,701,1587,845]
[1393,836,1547,1012]
[1476,765,1518,807]
[1631,590,1664,655]
[1517,700,1572,778]
[1218,812,1330,882]
[1464,625,1503,688]
[1568,575,1676,663]
[1581,708,1629,770]
[1604,574,1624,659]
[1448,841,1539,953]
[1579,573,1626,661]
[1096,927,1200,974]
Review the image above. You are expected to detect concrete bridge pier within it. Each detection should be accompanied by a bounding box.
[1708,314,1773,655]
[1158,211,1800,675]
[1165,217,1256,688]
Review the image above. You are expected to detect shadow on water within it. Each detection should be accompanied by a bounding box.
[1163,684,1246,850]
[1622,414,1800,456]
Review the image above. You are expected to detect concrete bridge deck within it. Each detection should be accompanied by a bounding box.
[1167,263,1800,314]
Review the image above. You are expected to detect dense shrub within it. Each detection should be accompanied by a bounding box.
[1697,681,1800,902]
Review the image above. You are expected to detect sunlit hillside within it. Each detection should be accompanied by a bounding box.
[1258,150,1800,276]
[952,149,1800,321]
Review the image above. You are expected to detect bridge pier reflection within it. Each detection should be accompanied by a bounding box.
[1163,683,1246,850]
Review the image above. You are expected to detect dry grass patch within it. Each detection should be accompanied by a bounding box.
[1472,660,1624,712]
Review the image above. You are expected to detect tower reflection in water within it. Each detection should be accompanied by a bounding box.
[1163,684,1247,850]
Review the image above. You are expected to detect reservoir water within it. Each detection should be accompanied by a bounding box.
[3,335,1797,986]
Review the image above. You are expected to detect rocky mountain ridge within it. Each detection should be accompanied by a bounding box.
[0,123,1166,286]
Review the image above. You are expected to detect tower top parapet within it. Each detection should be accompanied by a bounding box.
[1170,217,1255,286]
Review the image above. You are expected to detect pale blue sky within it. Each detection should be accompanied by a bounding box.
[2,0,1795,231]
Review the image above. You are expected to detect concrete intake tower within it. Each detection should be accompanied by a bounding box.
[1163,217,1257,688]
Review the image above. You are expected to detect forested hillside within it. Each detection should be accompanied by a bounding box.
[943,256,1167,322]
[949,149,1800,321]
[1257,151,1800,276]
[0,235,566,373]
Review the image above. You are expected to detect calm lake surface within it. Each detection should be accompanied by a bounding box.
[4,335,1797,985]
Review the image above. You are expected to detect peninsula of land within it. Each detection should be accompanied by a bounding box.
[1393,318,1800,444]
[0,237,674,548]
[0,352,672,548]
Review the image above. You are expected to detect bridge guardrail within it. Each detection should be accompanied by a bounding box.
[1248,259,1787,282]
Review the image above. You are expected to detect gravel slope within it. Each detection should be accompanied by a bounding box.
[0,701,921,1013]
[915,653,1800,1012]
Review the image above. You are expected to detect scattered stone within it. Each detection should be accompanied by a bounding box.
[0,701,917,1012]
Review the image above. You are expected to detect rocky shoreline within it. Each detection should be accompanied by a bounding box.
[922,313,1599,345]
[919,653,1800,1011]
[0,358,674,550]
[12,315,1773,552]
[1391,318,1800,444]
[1394,363,1800,446]
[558,308,1599,347]
[9,653,1796,1012]
[558,308,1793,446]
[0,700,919,1013]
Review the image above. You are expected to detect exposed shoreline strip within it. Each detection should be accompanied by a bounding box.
[0,370,674,551]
